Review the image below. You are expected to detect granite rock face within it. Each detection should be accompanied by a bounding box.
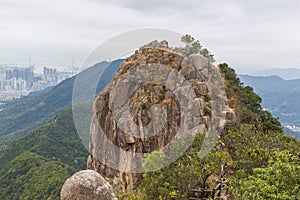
[60,170,117,200]
[87,41,219,193]
[60,40,233,198]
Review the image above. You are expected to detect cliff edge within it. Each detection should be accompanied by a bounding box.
[86,40,228,194]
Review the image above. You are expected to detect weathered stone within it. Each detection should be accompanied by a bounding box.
[191,81,208,97]
[160,40,169,48]
[191,99,201,117]
[198,124,207,135]
[201,68,209,78]
[86,40,228,195]
[224,106,237,121]
[60,170,117,200]
[125,134,135,144]
[180,58,204,81]
[189,54,209,71]
[193,97,205,116]
[201,116,210,128]
[140,40,169,49]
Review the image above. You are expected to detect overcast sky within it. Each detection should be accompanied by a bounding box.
[0,0,299,73]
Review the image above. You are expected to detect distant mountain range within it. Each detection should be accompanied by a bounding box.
[240,74,300,138]
[251,67,300,80]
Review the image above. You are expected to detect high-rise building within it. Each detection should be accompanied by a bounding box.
[43,67,57,83]
[3,66,34,89]
[0,69,5,90]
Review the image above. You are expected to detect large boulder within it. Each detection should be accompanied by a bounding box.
[60,170,117,200]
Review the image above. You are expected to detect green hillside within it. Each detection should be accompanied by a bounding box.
[0,77,74,145]
[0,59,123,199]
[0,60,123,145]
[0,108,88,200]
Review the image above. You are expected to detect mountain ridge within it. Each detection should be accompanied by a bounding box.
[0,59,123,145]
[252,67,300,80]
[240,74,300,138]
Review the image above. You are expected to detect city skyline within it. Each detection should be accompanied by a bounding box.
[0,56,80,74]
[0,64,75,100]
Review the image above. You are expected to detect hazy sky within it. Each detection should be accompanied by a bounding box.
[0,0,300,73]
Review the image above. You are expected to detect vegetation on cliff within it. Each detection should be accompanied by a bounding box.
[120,63,300,200]
[219,63,282,134]
[220,64,299,199]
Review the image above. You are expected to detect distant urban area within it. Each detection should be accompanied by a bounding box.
[0,64,77,101]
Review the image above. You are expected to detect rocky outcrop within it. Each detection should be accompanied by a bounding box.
[224,106,237,121]
[60,170,117,200]
[87,40,225,194]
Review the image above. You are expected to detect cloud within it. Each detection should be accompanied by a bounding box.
[0,0,299,72]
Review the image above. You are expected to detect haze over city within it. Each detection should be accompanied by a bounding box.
[1,0,300,73]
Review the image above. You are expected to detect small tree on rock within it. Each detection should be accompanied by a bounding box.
[181,34,195,45]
